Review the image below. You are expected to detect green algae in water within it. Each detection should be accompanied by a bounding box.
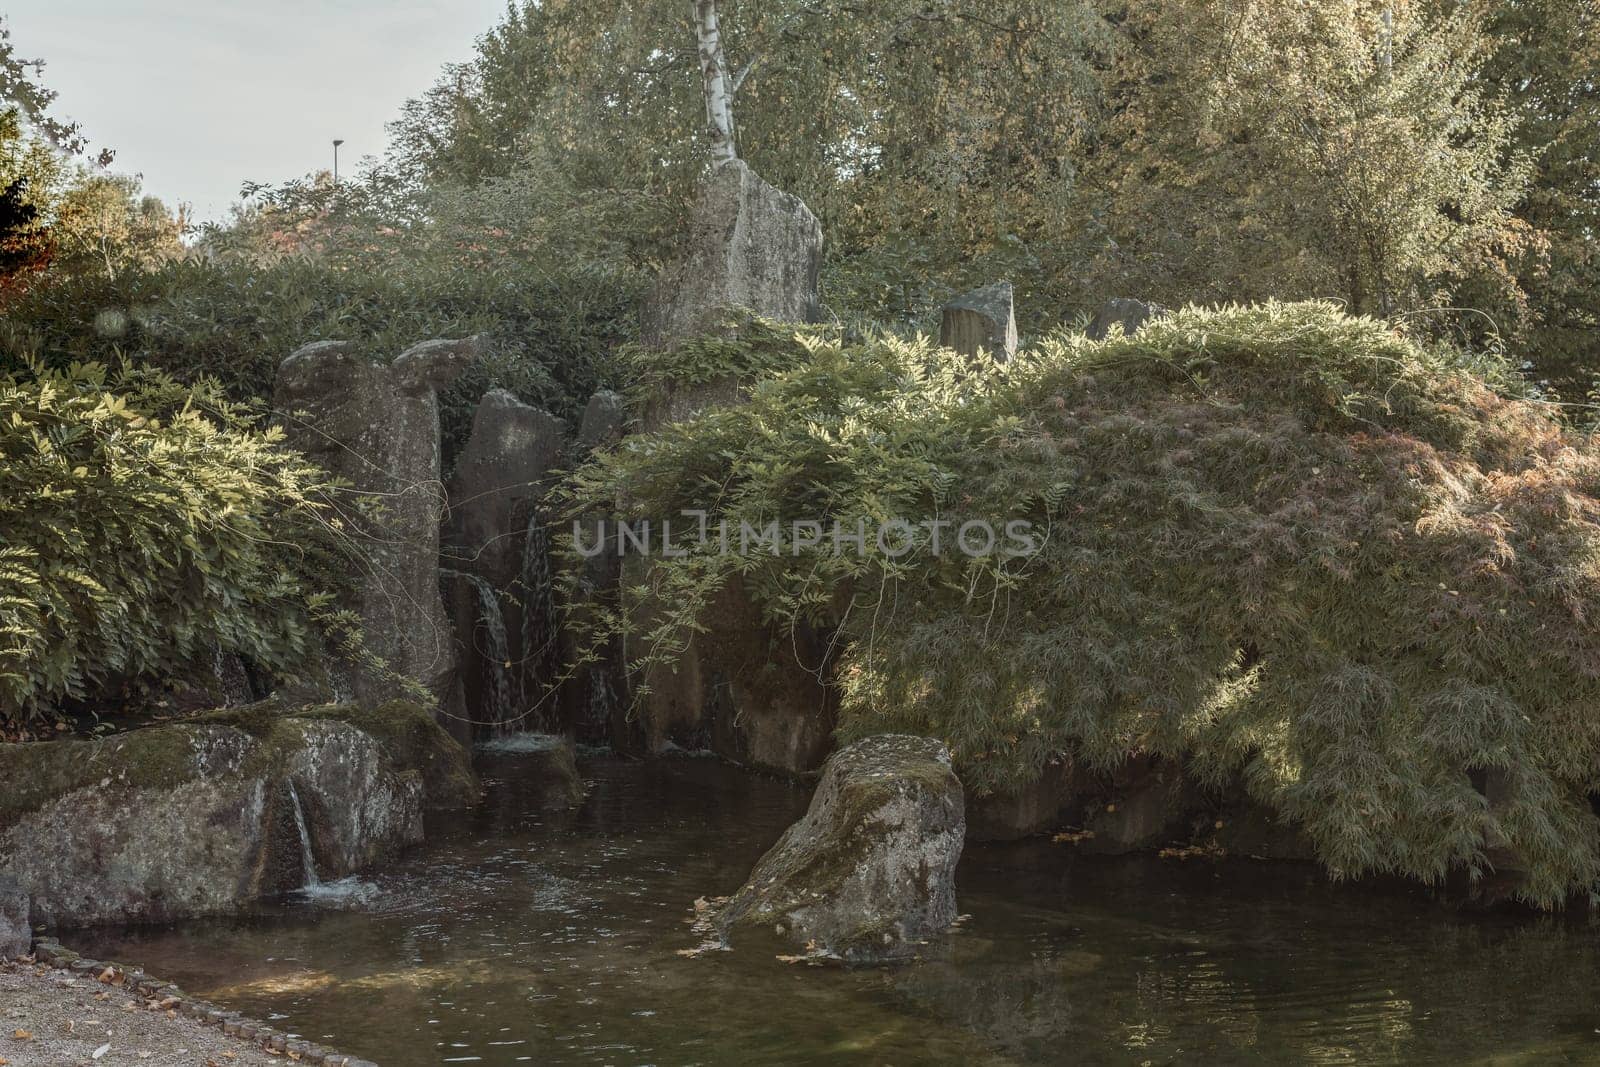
[77,755,1600,1065]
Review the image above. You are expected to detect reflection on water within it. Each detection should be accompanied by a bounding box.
[77,754,1600,1065]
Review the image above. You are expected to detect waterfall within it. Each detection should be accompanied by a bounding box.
[286,782,320,890]
[469,573,517,731]
[517,510,559,727]
[587,656,619,737]
[442,567,518,733]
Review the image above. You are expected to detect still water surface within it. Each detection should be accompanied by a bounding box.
[78,752,1600,1065]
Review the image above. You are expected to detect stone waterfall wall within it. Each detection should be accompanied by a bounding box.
[442,390,568,738]
[273,338,477,717]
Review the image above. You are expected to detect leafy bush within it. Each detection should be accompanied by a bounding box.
[0,363,356,727]
[0,255,642,464]
[567,302,1600,905]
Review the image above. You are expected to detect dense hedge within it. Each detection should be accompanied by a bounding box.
[0,256,643,464]
[0,363,357,727]
[567,303,1600,905]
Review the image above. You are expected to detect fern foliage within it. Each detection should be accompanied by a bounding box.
[0,362,354,726]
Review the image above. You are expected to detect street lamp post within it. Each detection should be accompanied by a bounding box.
[332,139,345,186]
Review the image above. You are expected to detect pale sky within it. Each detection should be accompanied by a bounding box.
[4,0,510,221]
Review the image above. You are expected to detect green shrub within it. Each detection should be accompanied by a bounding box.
[566,301,1600,905]
[0,362,357,726]
[0,255,643,465]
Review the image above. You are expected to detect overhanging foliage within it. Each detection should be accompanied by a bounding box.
[566,302,1600,905]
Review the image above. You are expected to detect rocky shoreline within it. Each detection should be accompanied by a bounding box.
[5,939,378,1067]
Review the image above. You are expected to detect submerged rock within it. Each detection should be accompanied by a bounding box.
[475,733,587,810]
[0,701,477,927]
[715,734,964,964]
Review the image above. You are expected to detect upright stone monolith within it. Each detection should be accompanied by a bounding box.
[274,337,478,710]
[940,281,1018,362]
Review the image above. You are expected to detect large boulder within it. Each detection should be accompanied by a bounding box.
[0,702,477,927]
[444,390,567,588]
[940,281,1018,362]
[273,337,478,707]
[714,734,964,964]
[561,390,631,743]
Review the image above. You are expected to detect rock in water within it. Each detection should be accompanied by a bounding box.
[940,281,1018,362]
[274,337,478,707]
[643,158,822,349]
[0,702,478,927]
[715,735,964,964]
[0,876,28,959]
[1086,297,1166,341]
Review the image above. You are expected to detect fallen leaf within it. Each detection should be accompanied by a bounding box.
[10,1031,31,1041]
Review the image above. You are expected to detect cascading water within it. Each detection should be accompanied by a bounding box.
[586,654,619,738]
[442,566,521,733]
[286,782,320,890]
[517,510,559,727]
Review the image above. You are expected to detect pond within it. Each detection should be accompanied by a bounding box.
[76,751,1600,1065]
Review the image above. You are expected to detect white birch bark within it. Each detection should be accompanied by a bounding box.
[694,0,738,165]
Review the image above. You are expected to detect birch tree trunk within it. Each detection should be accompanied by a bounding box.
[694,0,738,165]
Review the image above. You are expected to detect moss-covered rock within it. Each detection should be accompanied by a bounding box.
[714,734,964,964]
[0,701,479,927]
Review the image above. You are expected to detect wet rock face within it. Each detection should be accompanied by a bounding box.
[445,390,567,588]
[966,759,1083,842]
[0,703,475,927]
[1086,298,1166,341]
[716,734,965,964]
[643,159,822,347]
[274,337,479,706]
[0,876,28,959]
[628,573,837,775]
[443,390,568,734]
[940,281,1018,362]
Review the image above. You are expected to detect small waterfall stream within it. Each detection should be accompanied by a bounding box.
[443,568,518,732]
[517,510,559,725]
[286,782,320,890]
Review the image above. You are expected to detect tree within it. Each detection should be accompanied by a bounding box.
[385,0,1113,325]
[1473,0,1600,395]
[1086,0,1534,327]
[50,173,185,279]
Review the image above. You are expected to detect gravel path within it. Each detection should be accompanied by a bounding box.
[0,961,283,1067]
